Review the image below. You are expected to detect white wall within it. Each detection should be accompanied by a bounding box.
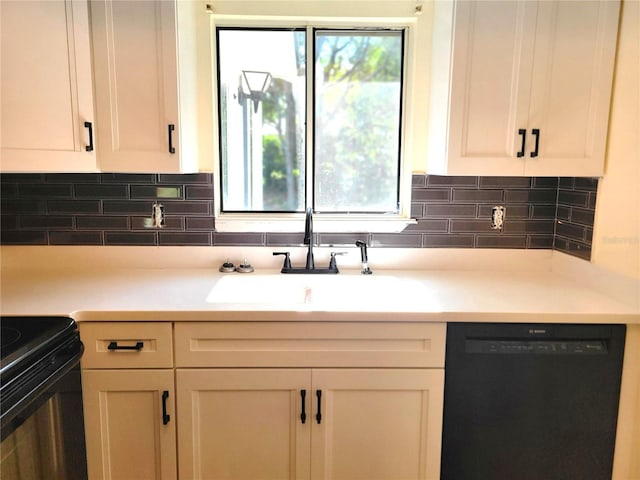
[599,5,640,479]
[592,0,640,280]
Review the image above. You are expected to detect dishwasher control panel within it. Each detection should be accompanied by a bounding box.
[465,339,608,355]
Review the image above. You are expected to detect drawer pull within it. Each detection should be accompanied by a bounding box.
[517,128,526,158]
[108,341,144,351]
[530,128,540,158]
[162,390,170,425]
[300,389,307,424]
[316,390,322,424]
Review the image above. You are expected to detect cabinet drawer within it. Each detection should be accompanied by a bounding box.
[175,322,445,368]
[80,322,173,369]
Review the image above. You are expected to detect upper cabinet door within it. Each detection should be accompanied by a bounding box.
[429,0,620,177]
[0,0,97,172]
[446,0,537,176]
[91,0,183,172]
[525,0,620,176]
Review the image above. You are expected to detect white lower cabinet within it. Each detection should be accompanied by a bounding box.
[311,368,443,480]
[176,369,311,479]
[174,322,446,480]
[81,321,445,480]
[80,322,177,480]
[82,370,177,480]
[176,368,443,480]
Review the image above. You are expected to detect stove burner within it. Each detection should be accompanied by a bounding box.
[1,327,21,350]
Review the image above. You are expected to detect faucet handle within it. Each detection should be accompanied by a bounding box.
[328,252,346,272]
[273,252,292,271]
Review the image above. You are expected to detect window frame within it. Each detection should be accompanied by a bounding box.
[209,1,428,233]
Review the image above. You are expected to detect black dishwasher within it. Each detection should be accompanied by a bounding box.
[441,323,625,480]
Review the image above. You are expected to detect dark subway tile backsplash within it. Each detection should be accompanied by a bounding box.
[103,201,155,215]
[213,232,265,246]
[75,184,129,199]
[0,173,598,261]
[1,230,48,244]
[476,235,528,249]
[425,204,477,218]
[101,173,156,184]
[159,232,212,246]
[131,185,183,199]
[104,232,158,246]
[18,184,73,198]
[423,234,475,248]
[452,189,503,203]
[2,200,45,214]
[427,176,478,187]
[48,200,101,214]
[553,177,598,260]
[371,233,423,248]
[76,216,129,230]
[479,176,532,188]
[49,231,103,245]
[19,215,74,230]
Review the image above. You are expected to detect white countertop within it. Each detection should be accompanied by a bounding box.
[1,246,638,323]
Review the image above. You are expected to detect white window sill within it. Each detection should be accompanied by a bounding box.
[214,213,416,233]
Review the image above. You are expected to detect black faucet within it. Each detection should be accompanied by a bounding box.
[273,208,342,274]
[304,207,314,269]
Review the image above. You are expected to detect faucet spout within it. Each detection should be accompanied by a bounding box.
[274,207,338,274]
[304,208,314,269]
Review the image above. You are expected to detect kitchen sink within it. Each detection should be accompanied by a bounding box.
[206,273,432,308]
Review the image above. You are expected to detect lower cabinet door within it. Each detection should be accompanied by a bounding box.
[310,369,445,480]
[82,369,177,480]
[176,368,312,480]
[176,368,444,480]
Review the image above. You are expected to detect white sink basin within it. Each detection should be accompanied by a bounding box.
[206,273,431,308]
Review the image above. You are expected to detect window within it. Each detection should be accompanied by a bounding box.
[314,30,403,213]
[211,2,428,232]
[218,28,306,213]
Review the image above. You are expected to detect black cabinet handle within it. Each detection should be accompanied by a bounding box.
[162,390,170,425]
[300,389,307,424]
[315,390,322,424]
[531,128,540,158]
[84,121,94,152]
[107,341,144,351]
[168,124,176,154]
[517,128,526,158]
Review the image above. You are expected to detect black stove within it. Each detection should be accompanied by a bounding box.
[1,316,84,439]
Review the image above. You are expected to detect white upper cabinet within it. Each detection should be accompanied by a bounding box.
[1,0,205,174]
[90,0,198,173]
[427,0,620,176]
[0,0,97,172]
